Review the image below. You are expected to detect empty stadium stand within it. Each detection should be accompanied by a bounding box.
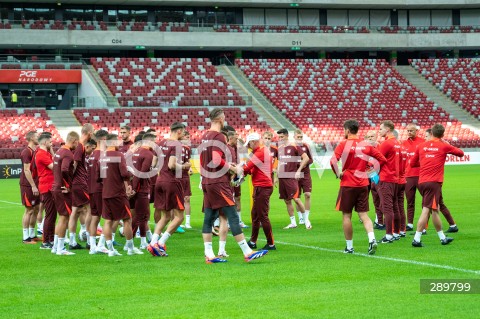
[0,109,62,159]
[236,58,480,148]
[73,107,270,146]
[410,58,480,121]
[91,57,246,107]
[214,25,369,33]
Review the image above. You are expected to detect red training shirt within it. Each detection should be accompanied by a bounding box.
[52,146,74,192]
[331,137,386,187]
[35,148,54,194]
[378,136,400,183]
[410,138,464,184]
[243,146,273,187]
[402,136,425,178]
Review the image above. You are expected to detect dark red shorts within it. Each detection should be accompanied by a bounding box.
[102,196,132,221]
[72,184,90,207]
[134,192,150,216]
[180,177,192,197]
[279,178,299,200]
[90,192,103,217]
[418,182,443,210]
[20,185,40,207]
[202,182,235,210]
[234,185,241,197]
[336,186,369,213]
[52,191,72,217]
[154,181,185,211]
[298,174,312,194]
[129,196,136,209]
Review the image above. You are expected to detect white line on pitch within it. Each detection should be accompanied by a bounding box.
[272,240,480,275]
[0,200,22,206]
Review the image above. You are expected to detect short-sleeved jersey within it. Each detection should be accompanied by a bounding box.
[72,142,88,187]
[402,136,425,178]
[119,140,133,154]
[157,139,183,183]
[297,143,313,175]
[52,146,74,192]
[35,148,54,194]
[20,146,36,187]
[331,138,387,187]
[99,150,131,198]
[87,149,103,194]
[277,144,304,178]
[200,130,231,185]
[131,146,155,193]
[269,145,279,171]
[378,136,400,183]
[410,138,464,184]
[181,145,191,179]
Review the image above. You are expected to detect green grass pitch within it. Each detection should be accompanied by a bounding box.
[0,165,479,318]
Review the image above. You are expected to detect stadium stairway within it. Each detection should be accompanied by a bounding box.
[45,110,81,138]
[396,65,480,134]
[85,65,121,108]
[217,65,297,132]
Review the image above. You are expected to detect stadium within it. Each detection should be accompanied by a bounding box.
[0,0,479,317]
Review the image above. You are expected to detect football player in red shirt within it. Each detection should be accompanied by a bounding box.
[331,120,386,254]
[68,123,94,250]
[147,123,189,257]
[377,120,401,243]
[410,124,463,247]
[20,131,40,243]
[51,131,79,255]
[242,133,275,250]
[119,125,133,154]
[199,108,268,263]
[275,128,310,229]
[364,131,383,229]
[293,130,314,228]
[35,133,56,250]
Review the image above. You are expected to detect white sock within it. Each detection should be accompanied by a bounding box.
[86,231,90,243]
[238,239,253,256]
[106,240,113,251]
[37,222,42,229]
[89,236,97,251]
[80,224,86,232]
[213,218,220,227]
[385,234,393,240]
[140,237,147,246]
[414,231,422,242]
[393,233,399,238]
[407,223,413,228]
[151,233,160,245]
[219,240,226,254]
[57,238,65,253]
[70,232,77,246]
[112,233,116,241]
[204,242,215,259]
[53,235,58,250]
[289,216,297,226]
[146,230,152,240]
[346,240,353,250]
[304,210,310,221]
[65,230,68,239]
[367,232,375,243]
[98,234,105,247]
[186,215,191,226]
[437,231,446,241]
[29,228,35,238]
[126,239,134,250]
[23,228,29,240]
[297,211,304,220]
[158,232,171,246]
[450,224,456,227]
[375,216,378,223]
[237,211,242,222]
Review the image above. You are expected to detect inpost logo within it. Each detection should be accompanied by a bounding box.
[2,165,11,178]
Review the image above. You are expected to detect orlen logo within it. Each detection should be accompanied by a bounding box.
[19,71,38,78]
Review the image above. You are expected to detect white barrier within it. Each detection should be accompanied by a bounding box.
[445,152,480,165]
